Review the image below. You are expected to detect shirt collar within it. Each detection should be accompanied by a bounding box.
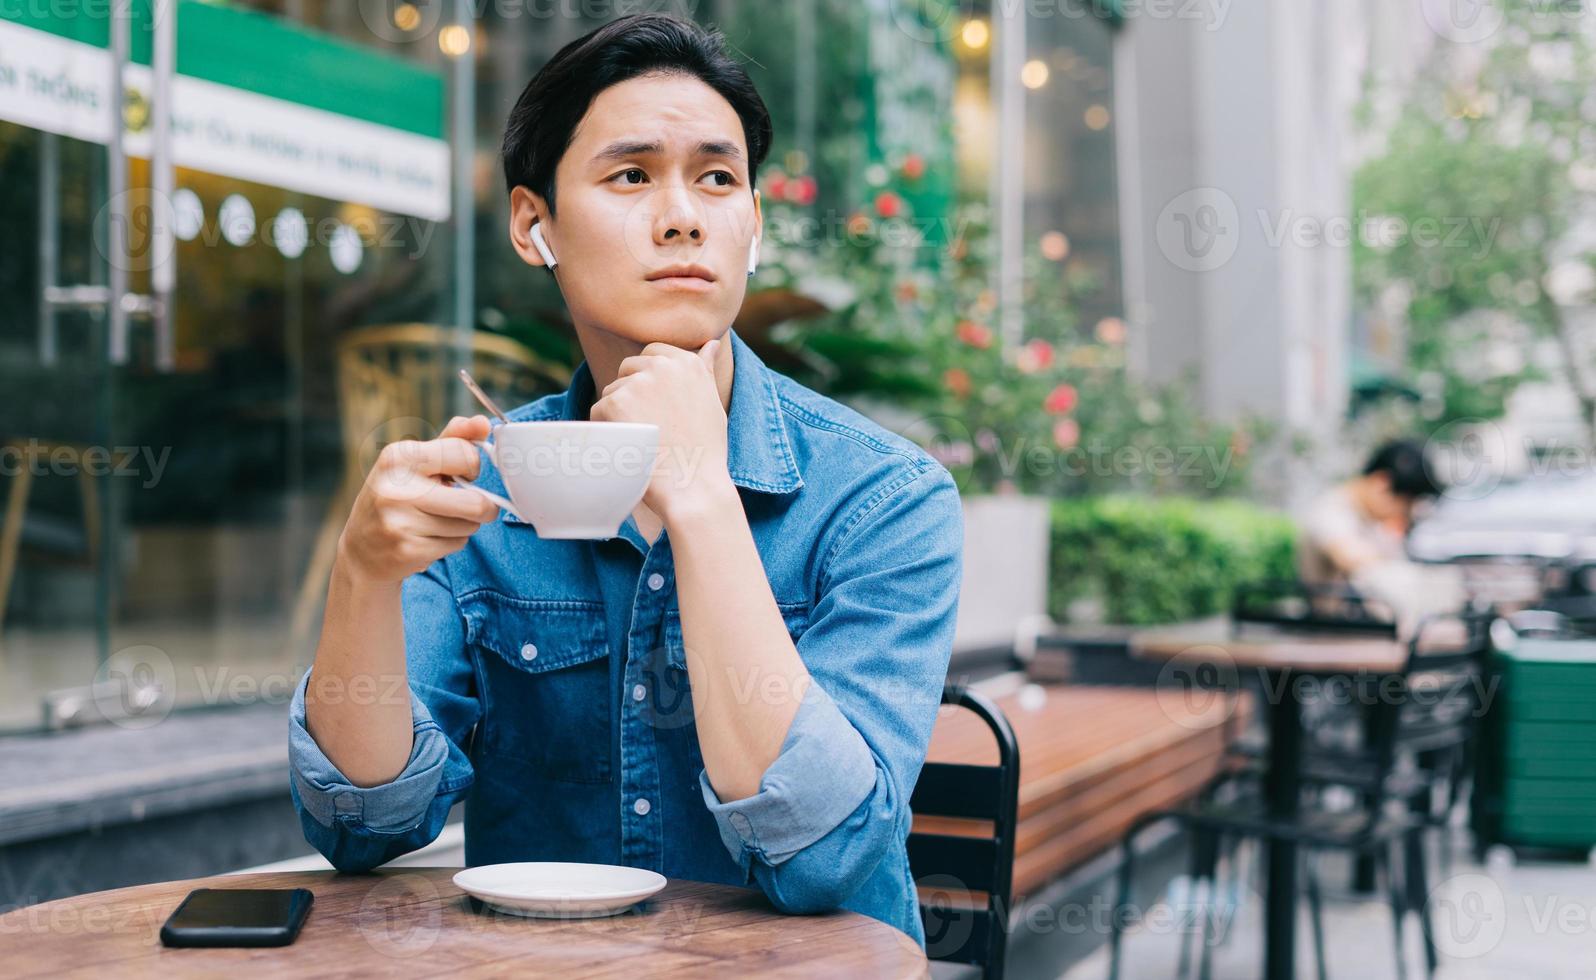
[557,328,804,496]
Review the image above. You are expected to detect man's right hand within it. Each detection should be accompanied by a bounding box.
[337,414,502,584]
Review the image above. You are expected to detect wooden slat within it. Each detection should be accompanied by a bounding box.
[911,762,1008,819]
[912,684,1243,900]
[907,833,1003,892]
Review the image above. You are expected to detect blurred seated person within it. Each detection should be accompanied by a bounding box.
[1297,440,1465,634]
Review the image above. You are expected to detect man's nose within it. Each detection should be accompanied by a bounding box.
[653,186,705,246]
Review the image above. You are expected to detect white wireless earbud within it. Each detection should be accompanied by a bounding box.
[747,236,759,278]
[530,221,557,270]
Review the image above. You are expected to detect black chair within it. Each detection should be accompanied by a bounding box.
[1108,611,1494,980]
[909,684,1020,980]
[1232,579,1398,638]
[1539,560,1596,629]
[1227,580,1401,762]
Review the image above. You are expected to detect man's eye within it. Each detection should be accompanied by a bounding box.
[704,171,735,187]
[612,168,647,185]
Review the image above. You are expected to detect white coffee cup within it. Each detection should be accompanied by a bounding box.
[455,421,660,539]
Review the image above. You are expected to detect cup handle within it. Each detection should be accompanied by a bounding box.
[449,437,525,522]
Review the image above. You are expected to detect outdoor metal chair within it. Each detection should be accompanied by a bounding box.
[909,684,1020,980]
[1108,610,1494,980]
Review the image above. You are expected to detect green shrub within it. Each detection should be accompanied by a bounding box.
[1050,496,1298,625]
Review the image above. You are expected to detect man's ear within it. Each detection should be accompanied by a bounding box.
[509,186,554,270]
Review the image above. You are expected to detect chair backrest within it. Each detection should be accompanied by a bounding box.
[1233,579,1397,637]
[335,323,571,484]
[1362,610,1496,813]
[909,685,1020,980]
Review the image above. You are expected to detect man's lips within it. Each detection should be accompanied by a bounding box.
[645,264,716,283]
[645,264,717,292]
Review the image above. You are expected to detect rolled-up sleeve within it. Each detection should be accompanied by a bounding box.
[287,558,479,871]
[699,462,963,913]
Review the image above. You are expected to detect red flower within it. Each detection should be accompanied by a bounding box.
[846,212,872,237]
[943,368,972,399]
[1095,316,1127,346]
[767,172,787,201]
[896,280,919,302]
[956,320,993,349]
[1052,418,1080,449]
[1016,339,1054,374]
[1044,383,1078,415]
[874,191,904,219]
[902,153,926,180]
[791,175,817,206]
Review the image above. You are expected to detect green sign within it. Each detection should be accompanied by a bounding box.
[1,0,444,139]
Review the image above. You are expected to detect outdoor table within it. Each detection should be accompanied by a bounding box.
[1129,617,1414,980]
[0,867,929,978]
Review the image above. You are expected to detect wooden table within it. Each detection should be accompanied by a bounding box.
[0,868,929,978]
[1130,618,1416,980]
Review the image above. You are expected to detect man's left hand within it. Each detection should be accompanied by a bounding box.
[591,337,731,520]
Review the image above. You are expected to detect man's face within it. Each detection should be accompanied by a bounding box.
[514,72,761,348]
[1363,472,1416,526]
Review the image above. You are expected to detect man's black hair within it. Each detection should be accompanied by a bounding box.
[500,13,772,217]
[1363,440,1443,499]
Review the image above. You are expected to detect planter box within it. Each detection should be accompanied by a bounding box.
[953,494,1051,654]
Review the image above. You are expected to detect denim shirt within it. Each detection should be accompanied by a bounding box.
[287,328,963,946]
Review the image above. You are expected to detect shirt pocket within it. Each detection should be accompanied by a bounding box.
[662,603,811,771]
[461,592,612,785]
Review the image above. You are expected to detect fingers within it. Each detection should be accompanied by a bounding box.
[439,414,491,441]
[408,510,490,538]
[698,337,721,368]
[384,435,481,480]
[416,482,501,523]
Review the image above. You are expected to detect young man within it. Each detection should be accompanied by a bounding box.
[287,14,963,946]
[1297,440,1461,629]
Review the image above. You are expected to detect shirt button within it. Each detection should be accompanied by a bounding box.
[633,797,651,816]
[632,683,647,702]
[520,643,538,662]
[647,572,665,591]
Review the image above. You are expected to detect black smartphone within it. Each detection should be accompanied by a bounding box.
[159,888,314,948]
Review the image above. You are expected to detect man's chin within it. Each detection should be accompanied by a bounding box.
[598,310,731,350]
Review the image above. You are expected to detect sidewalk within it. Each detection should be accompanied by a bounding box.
[1060,833,1596,980]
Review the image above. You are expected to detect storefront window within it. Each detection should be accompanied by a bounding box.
[0,3,462,731]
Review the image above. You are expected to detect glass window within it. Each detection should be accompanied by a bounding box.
[0,5,461,731]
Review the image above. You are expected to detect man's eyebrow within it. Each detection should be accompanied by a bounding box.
[591,139,744,163]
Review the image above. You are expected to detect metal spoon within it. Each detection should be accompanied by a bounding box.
[458,368,511,424]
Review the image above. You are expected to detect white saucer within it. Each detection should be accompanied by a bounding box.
[453,862,668,918]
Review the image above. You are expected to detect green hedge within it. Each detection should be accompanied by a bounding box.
[1050,497,1298,626]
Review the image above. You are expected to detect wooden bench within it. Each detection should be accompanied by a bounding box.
[913,683,1246,899]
